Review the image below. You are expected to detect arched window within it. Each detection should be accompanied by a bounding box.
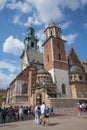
[57,42,60,48]
[79,75,83,80]
[51,31,52,36]
[31,42,34,47]
[58,53,61,60]
[46,32,47,39]
[62,84,66,94]
[22,83,28,94]
[47,55,49,62]
[86,74,87,81]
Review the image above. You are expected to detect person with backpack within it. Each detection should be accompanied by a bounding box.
[34,105,41,125]
[44,105,49,127]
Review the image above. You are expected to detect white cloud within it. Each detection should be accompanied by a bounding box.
[80,0,87,5]
[13,15,23,25]
[62,33,78,44]
[0,59,20,89]
[0,0,8,11]
[1,0,87,26]
[36,29,44,41]
[0,71,16,89]
[3,35,24,55]
[37,41,43,53]
[0,61,17,73]
[26,0,87,24]
[58,0,80,11]
[24,16,42,26]
[6,0,32,13]
[57,0,87,11]
[84,22,87,29]
[60,21,71,30]
[27,0,64,23]
[4,0,87,28]
[36,29,44,52]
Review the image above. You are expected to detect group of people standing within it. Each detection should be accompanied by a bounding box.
[0,106,29,123]
[34,102,50,127]
[0,103,54,125]
[77,102,87,117]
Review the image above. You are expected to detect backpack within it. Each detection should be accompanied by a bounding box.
[44,106,49,116]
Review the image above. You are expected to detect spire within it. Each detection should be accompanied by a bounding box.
[27,23,35,37]
[48,18,56,27]
[70,43,74,49]
[23,24,38,52]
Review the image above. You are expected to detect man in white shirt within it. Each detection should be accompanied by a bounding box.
[19,106,24,120]
[40,102,45,125]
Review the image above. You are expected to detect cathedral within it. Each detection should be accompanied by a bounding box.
[5,19,87,107]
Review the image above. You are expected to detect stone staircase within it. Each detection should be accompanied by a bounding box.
[45,98,87,108]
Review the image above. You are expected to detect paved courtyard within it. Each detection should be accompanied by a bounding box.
[0,108,87,130]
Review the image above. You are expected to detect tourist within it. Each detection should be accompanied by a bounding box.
[19,106,24,120]
[77,103,81,117]
[44,105,50,127]
[14,106,19,120]
[34,105,41,124]
[0,106,2,123]
[40,102,45,125]
[1,107,7,123]
[49,105,54,115]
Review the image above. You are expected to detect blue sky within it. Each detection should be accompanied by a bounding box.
[0,0,87,89]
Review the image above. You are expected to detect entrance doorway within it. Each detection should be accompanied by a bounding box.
[36,93,42,105]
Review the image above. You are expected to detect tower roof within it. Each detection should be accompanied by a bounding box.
[48,18,56,27]
[27,23,35,36]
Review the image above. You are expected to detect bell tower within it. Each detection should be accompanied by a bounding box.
[24,24,38,52]
[21,24,43,71]
[43,19,71,97]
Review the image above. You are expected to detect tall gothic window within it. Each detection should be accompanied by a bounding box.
[47,55,49,62]
[31,42,34,47]
[57,42,60,48]
[30,29,33,35]
[58,53,61,60]
[62,84,66,94]
[86,74,87,81]
[51,31,52,36]
[22,83,28,94]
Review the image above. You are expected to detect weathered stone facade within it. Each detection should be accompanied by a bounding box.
[0,89,7,106]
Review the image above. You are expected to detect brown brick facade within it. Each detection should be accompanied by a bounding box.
[44,36,68,71]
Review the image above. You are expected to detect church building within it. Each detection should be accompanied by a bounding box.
[5,20,87,107]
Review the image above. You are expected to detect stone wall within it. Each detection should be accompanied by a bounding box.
[46,98,87,108]
[71,82,87,98]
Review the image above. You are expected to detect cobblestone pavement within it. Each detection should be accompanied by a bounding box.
[0,108,87,130]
